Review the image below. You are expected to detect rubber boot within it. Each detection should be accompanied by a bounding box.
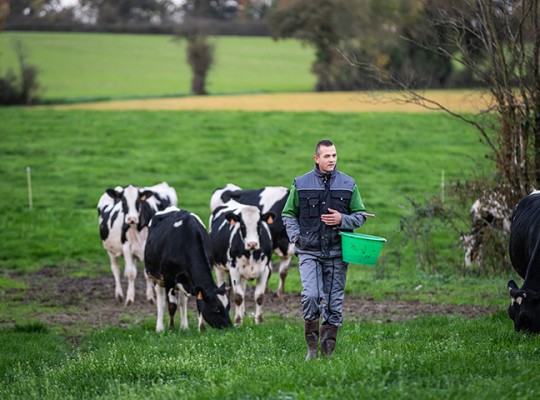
[304,319,319,361]
[320,323,339,356]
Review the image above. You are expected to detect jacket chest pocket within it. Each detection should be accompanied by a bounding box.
[299,194,321,218]
[331,190,351,213]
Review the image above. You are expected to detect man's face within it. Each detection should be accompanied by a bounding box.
[314,145,337,173]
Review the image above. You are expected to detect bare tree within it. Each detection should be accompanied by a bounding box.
[338,0,540,271]
[342,0,540,207]
[184,33,214,95]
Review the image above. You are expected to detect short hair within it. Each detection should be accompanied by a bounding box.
[315,139,334,155]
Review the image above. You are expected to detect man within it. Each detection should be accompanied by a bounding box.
[282,139,367,360]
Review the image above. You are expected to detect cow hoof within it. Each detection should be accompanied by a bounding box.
[256,315,264,324]
[234,316,243,326]
[148,298,155,305]
[125,299,133,307]
[115,293,124,303]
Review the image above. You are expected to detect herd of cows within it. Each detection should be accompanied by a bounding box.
[97,181,294,332]
[96,181,540,334]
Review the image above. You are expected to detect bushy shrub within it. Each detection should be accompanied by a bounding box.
[0,40,40,105]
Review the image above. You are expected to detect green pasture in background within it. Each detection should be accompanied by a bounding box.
[1,108,515,306]
[0,32,316,101]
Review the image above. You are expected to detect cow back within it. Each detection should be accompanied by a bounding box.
[510,193,540,281]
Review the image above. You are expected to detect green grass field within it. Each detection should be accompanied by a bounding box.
[2,314,539,399]
[0,31,533,400]
[0,108,513,302]
[0,109,486,269]
[0,32,316,101]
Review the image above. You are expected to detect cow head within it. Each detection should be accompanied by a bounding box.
[508,280,540,333]
[196,283,232,329]
[225,207,275,251]
[106,185,154,227]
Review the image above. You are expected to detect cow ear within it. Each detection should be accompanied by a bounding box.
[197,291,203,300]
[225,212,240,227]
[262,212,276,225]
[106,188,122,198]
[139,190,154,202]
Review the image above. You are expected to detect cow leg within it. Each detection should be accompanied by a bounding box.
[108,252,124,302]
[167,288,177,329]
[215,266,229,287]
[277,254,293,298]
[178,290,188,331]
[155,284,166,333]
[229,269,244,326]
[198,312,206,332]
[144,270,156,305]
[239,278,248,325]
[254,265,271,324]
[123,245,137,306]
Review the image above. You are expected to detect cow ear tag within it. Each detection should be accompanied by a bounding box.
[267,216,274,224]
[197,291,203,300]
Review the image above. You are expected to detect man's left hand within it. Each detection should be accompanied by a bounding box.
[321,208,342,226]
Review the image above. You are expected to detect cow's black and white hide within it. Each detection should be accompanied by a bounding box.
[508,191,540,333]
[210,200,274,326]
[145,207,232,332]
[461,190,512,268]
[210,183,294,297]
[97,182,178,305]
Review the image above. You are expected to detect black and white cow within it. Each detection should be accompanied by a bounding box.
[210,184,295,297]
[97,182,178,306]
[508,190,540,333]
[461,190,512,267]
[210,200,274,326]
[145,207,232,332]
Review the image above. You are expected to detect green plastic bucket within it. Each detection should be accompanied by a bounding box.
[340,232,387,266]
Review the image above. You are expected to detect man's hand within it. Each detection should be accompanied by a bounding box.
[321,208,342,226]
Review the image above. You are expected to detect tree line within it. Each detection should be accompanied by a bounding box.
[4,0,530,93]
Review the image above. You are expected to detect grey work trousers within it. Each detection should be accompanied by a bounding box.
[298,253,348,326]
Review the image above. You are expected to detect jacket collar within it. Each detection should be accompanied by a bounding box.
[313,164,336,181]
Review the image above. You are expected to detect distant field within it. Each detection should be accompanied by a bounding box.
[52,90,493,113]
[0,32,316,100]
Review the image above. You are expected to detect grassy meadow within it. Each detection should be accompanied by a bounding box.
[0,31,536,399]
[2,314,540,400]
[1,108,513,300]
[0,32,316,101]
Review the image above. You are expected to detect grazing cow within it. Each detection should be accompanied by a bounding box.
[145,207,232,332]
[210,184,295,297]
[210,200,274,326]
[508,190,540,333]
[97,182,178,305]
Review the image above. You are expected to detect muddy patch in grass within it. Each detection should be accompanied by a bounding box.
[2,267,499,333]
